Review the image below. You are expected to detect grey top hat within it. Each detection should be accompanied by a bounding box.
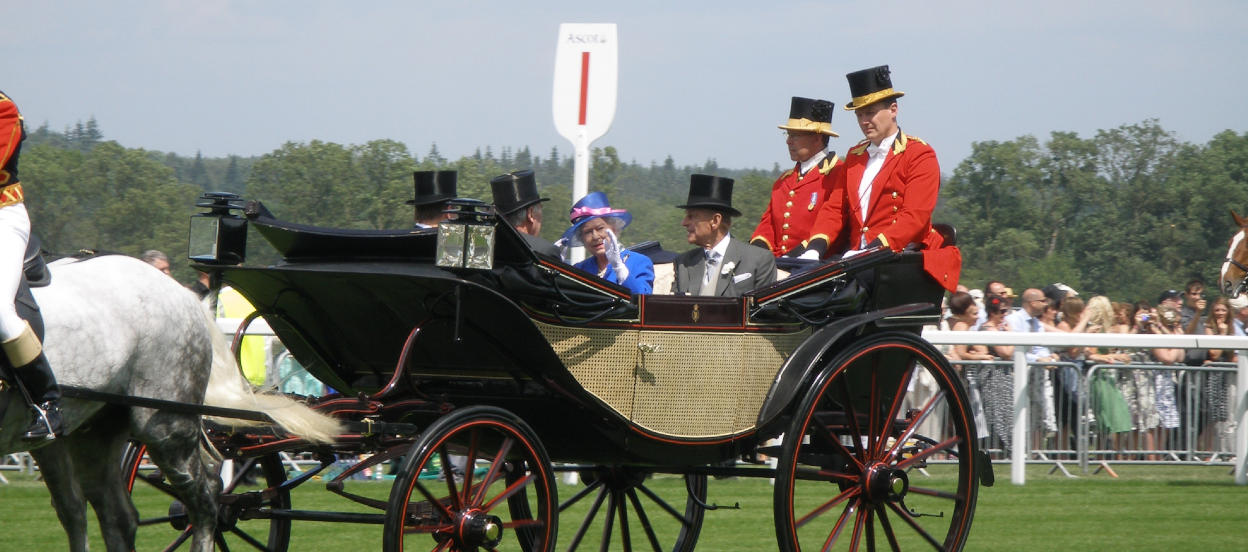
[676,174,742,218]
[406,170,458,206]
[490,169,549,215]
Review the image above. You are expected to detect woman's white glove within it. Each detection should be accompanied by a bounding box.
[604,228,629,281]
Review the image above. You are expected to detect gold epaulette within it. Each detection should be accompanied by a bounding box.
[849,140,870,156]
[818,154,840,175]
[779,168,794,179]
[894,133,928,155]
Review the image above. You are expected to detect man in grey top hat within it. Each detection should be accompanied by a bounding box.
[408,170,457,229]
[673,174,777,296]
[490,169,560,258]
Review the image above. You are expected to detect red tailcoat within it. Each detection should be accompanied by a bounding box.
[750,155,841,256]
[809,132,961,291]
[0,91,24,191]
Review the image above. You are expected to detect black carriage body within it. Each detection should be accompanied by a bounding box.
[207,202,947,467]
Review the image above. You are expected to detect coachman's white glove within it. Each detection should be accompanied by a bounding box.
[797,249,821,261]
[604,228,629,281]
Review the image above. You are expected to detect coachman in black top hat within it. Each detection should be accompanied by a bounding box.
[408,170,458,228]
[843,65,905,111]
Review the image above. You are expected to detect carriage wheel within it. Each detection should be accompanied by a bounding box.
[122,442,292,551]
[383,406,557,552]
[774,331,980,551]
[555,467,706,552]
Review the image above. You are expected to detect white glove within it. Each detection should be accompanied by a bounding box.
[604,229,629,281]
[841,248,865,259]
[797,249,821,261]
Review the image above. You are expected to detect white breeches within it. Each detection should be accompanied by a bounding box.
[0,203,31,340]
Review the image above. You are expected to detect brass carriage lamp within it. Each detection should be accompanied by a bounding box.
[188,192,248,265]
[436,198,496,270]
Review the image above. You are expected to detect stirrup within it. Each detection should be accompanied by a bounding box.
[21,402,61,441]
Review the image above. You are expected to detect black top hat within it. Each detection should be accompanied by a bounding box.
[490,169,549,215]
[844,65,905,111]
[406,170,458,206]
[777,97,838,137]
[676,174,742,217]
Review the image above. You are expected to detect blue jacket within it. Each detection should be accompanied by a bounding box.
[575,250,654,295]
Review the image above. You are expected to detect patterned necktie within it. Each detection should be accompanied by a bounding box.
[700,250,720,296]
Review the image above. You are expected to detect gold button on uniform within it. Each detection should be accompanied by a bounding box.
[785,201,793,207]
[783,212,790,218]
[782,223,789,229]
[891,191,898,199]
[782,234,789,241]
[788,190,796,197]
[893,206,899,213]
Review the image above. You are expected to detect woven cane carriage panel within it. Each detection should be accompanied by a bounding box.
[535,321,639,418]
[630,329,811,438]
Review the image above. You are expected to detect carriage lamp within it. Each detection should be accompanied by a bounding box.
[436,199,496,270]
[188,192,248,265]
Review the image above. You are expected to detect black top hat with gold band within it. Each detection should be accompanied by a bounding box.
[490,169,549,216]
[844,65,905,111]
[676,174,742,218]
[777,97,838,137]
[406,170,458,206]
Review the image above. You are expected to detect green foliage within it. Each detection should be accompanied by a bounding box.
[17,118,1248,301]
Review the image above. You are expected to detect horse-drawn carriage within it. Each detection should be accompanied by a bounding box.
[141,192,987,551]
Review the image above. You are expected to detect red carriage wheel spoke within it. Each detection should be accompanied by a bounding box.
[835,377,867,460]
[460,428,480,507]
[884,501,944,549]
[796,486,860,528]
[471,434,515,506]
[437,444,463,511]
[407,479,457,523]
[817,500,859,551]
[794,466,861,485]
[866,354,884,459]
[895,436,962,471]
[847,502,870,552]
[873,504,902,552]
[809,411,866,473]
[884,390,946,462]
[480,472,534,512]
[907,485,964,502]
[871,363,916,459]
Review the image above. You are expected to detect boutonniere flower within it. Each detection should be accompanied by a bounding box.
[720,261,736,276]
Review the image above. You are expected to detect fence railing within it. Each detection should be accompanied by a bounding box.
[925,330,1248,486]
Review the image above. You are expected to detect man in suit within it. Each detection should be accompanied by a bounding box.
[801,65,960,291]
[750,96,843,257]
[408,170,457,229]
[490,169,560,258]
[673,174,777,296]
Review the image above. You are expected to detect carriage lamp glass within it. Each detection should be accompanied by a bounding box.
[435,199,496,270]
[188,192,248,264]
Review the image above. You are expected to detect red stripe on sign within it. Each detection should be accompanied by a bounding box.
[578,51,590,125]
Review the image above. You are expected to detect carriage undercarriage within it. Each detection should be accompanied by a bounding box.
[118,193,986,551]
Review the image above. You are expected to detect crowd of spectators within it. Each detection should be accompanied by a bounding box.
[937,278,1240,460]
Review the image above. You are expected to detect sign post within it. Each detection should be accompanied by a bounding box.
[553,23,618,262]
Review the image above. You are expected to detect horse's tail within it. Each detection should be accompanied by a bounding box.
[199,305,342,443]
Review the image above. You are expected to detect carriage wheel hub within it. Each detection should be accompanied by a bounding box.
[864,463,908,502]
[458,509,504,549]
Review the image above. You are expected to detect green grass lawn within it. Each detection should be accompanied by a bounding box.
[1,464,1244,550]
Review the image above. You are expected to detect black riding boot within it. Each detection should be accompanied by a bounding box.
[3,322,63,441]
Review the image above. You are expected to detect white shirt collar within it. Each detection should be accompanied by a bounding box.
[799,148,830,176]
[706,233,732,261]
[867,131,898,158]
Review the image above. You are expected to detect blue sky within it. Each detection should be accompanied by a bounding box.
[5,1,1245,172]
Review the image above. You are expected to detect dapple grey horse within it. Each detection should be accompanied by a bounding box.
[2,255,338,551]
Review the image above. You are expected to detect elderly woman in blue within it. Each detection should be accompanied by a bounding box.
[562,192,654,294]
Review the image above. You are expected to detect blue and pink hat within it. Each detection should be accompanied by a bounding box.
[560,192,632,246]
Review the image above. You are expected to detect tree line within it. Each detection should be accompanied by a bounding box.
[20,119,1248,302]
